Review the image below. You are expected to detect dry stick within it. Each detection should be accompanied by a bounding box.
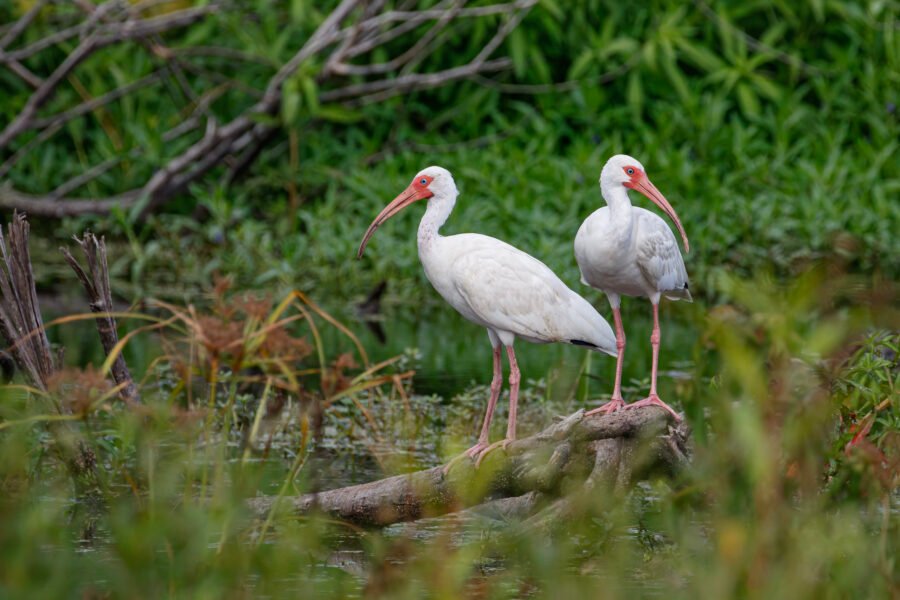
[472,56,638,94]
[0,213,55,389]
[30,70,165,131]
[0,0,529,216]
[0,3,220,149]
[344,0,455,60]
[332,0,466,76]
[246,408,692,527]
[0,212,104,497]
[60,234,141,406]
[0,1,119,63]
[0,0,48,49]
[321,58,511,103]
[0,0,49,88]
[344,0,535,58]
[328,3,532,105]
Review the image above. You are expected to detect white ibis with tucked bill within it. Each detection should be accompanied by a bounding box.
[574,155,690,420]
[358,166,617,460]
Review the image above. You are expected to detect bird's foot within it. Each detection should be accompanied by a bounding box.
[585,397,626,417]
[622,394,682,421]
[465,441,490,458]
[442,441,490,474]
[474,437,514,467]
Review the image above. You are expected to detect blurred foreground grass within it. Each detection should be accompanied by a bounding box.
[1,265,897,598]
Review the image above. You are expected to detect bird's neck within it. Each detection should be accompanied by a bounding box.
[601,181,633,223]
[417,190,455,252]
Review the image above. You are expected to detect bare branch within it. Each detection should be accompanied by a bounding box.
[0,4,221,149]
[322,57,510,105]
[344,0,535,58]
[1,0,537,217]
[0,0,49,49]
[332,0,466,76]
[0,186,139,218]
[472,57,637,94]
[30,71,164,131]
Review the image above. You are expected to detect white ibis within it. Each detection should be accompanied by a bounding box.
[574,155,690,420]
[358,166,617,460]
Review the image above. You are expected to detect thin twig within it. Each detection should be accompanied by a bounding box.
[0,0,536,217]
[0,3,220,149]
[472,57,637,94]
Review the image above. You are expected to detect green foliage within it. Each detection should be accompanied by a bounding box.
[1,0,898,596]
[1,269,898,598]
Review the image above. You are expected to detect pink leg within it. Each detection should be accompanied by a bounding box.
[586,306,626,416]
[504,345,520,441]
[465,345,503,457]
[474,345,520,466]
[623,302,681,421]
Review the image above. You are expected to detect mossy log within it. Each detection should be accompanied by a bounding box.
[247,407,692,527]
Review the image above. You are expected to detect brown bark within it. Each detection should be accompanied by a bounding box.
[248,407,691,527]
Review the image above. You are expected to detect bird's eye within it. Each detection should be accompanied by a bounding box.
[626,168,635,175]
[420,178,428,185]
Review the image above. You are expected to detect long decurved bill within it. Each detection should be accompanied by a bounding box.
[357,184,426,259]
[629,174,690,253]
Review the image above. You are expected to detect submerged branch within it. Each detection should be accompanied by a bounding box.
[247,407,691,527]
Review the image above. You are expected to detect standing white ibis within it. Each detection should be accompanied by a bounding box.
[358,166,617,460]
[574,155,690,420]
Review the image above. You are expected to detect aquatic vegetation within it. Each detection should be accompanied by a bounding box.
[1,263,897,598]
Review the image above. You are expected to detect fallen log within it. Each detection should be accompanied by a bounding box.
[247,406,692,527]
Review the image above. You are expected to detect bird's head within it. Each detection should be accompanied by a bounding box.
[600,154,689,253]
[357,166,456,259]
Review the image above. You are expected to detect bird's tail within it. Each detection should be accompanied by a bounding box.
[567,294,618,357]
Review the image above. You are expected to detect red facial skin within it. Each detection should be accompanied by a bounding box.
[621,166,689,253]
[357,174,435,258]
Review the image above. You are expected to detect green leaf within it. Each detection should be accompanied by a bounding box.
[509,29,527,79]
[568,49,594,81]
[675,39,726,72]
[529,46,552,83]
[642,40,658,71]
[538,0,563,20]
[736,82,760,118]
[750,74,782,102]
[626,71,643,114]
[301,76,319,114]
[281,78,301,124]
[662,54,691,103]
[598,37,639,59]
[315,105,363,124]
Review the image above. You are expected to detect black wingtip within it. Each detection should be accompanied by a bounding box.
[570,339,596,348]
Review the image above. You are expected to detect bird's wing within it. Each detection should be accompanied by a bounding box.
[635,210,691,300]
[445,237,610,347]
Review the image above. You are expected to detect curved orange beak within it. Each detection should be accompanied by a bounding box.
[626,174,690,253]
[357,184,432,259]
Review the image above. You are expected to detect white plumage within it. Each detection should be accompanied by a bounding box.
[574,155,691,420]
[359,166,616,460]
[423,233,617,351]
